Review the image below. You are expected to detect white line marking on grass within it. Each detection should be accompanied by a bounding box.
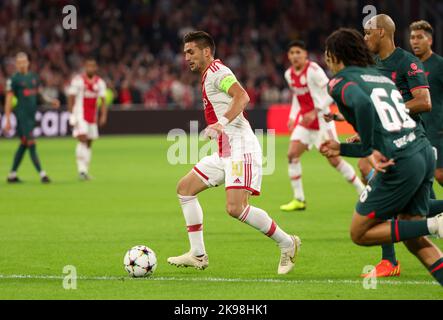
[0,274,438,286]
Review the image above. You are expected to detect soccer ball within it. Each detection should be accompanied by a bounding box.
[123,245,157,277]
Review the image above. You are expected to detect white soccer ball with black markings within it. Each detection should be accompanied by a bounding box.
[123,245,157,277]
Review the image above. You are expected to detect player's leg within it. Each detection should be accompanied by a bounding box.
[280,132,308,211]
[327,156,365,195]
[76,134,90,179]
[7,136,27,183]
[399,214,443,286]
[27,138,50,183]
[168,154,223,270]
[226,188,300,274]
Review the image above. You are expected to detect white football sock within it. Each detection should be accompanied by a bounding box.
[289,161,305,201]
[238,206,293,248]
[178,194,206,256]
[76,142,88,174]
[84,146,92,172]
[335,160,365,195]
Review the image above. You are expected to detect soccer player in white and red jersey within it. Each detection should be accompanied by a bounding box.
[167,31,301,274]
[67,58,107,180]
[280,40,365,212]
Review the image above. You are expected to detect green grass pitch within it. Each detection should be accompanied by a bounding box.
[0,135,442,299]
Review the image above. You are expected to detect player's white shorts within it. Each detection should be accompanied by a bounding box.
[72,119,99,140]
[193,152,262,196]
[290,122,338,150]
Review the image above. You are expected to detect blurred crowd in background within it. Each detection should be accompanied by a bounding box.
[0,0,440,110]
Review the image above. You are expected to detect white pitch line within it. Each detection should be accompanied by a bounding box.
[0,274,438,286]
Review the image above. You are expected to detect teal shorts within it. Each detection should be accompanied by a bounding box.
[356,145,435,220]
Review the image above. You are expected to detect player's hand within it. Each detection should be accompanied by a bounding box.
[323,113,334,123]
[287,118,296,131]
[319,139,340,158]
[368,151,395,173]
[204,123,223,140]
[346,134,361,143]
[51,99,60,109]
[300,110,317,127]
[68,113,77,127]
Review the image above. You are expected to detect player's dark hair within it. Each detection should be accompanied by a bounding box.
[325,28,375,67]
[183,31,216,55]
[85,56,97,63]
[287,40,307,51]
[410,20,433,37]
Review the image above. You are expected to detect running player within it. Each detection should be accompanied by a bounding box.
[321,28,443,286]
[167,31,301,274]
[280,40,365,212]
[4,52,60,183]
[361,14,435,277]
[67,58,107,180]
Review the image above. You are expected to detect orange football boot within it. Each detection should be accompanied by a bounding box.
[361,260,401,278]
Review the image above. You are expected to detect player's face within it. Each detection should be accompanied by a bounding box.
[85,60,97,77]
[287,46,308,69]
[364,28,381,54]
[184,42,205,73]
[16,56,29,73]
[324,51,339,74]
[410,30,432,58]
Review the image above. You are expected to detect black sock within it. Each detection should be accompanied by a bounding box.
[381,244,397,266]
[390,219,430,243]
[428,199,443,217]
[28,144,42,173]
[429,258,443,286]
[11,144,27,172]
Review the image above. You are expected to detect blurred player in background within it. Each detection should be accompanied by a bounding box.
[280,40,364,212]
[168,31,301,274]
[4,52,60,183]
[410,20,443,187]
[322,28,443,287]
[67,58,107,180]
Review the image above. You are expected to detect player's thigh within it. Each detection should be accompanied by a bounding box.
[176,170,208,196]
[350,210,384,242]
[225,188,250,218]
[356,153,428,220]
[403,147,435,217]
[288,140,307,159]
[187,153,225,192]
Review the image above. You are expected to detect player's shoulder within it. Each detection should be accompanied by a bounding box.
[307,61,323,71]
[397,47,424,70]
[205,60,235,85]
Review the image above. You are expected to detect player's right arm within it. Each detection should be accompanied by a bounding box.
[404,60,431,114]
[4,78,15,133]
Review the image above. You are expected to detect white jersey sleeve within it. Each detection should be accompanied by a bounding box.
[284,68,300,121]
[67,75,83,96]
[97,78,106,98]
[306,62,334,114]
[212,67,237,93]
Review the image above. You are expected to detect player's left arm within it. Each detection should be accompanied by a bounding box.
[205,73,248,138]
[405,60,431,114]
[98,80,108,127]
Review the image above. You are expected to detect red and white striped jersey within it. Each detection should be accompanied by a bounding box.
[201,59,260,158]
[284,60,333,130]
[68,74,106,123]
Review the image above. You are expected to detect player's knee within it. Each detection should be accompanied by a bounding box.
[226,203,244,218]
[435,170,443,186]
[288,155,299,164]
[176,178,192,196]
[350,228,367,246]
[328,156,341,167]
